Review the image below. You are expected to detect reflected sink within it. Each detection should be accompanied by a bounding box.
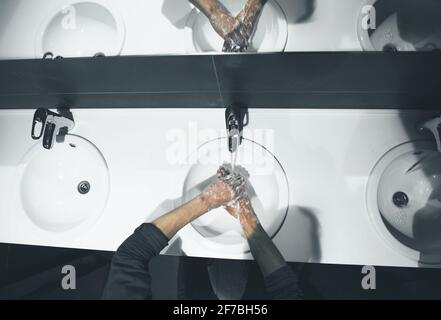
[35,1,125,58]
[185,0,287,53]
[17,134,109,233]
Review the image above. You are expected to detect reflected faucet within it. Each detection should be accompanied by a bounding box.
[417,115,441,152]
[225,106,248,153]
[31,108,75,149]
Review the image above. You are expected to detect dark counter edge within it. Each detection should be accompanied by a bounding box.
[0,52,440,110]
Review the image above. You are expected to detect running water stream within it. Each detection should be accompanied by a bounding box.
[230,149,238,172]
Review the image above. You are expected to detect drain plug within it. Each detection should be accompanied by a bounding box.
[77,181,91,194]
[392,191,409,208]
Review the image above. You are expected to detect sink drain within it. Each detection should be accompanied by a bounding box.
[392,191,409,208]
[77,181,91,194]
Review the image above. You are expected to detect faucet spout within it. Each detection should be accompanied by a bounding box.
[228,128,241,153]
[225,106,248,153]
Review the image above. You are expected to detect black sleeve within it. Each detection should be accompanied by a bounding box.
[264,265,303,300]
[102,223,169,300]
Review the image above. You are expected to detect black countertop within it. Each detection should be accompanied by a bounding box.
[0,52,440,109]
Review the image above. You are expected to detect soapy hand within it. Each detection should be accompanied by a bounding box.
[201,164,246,210]
[236,0,266,40]
[189,0,266,52]
[225,194,259,237]
[222,0,267,52]
[209,12,248,51]
[219,11,252,52]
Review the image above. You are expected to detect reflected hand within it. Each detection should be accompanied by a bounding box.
[222,37,246,52]
[222,0,267,52]
[210,11,249,50]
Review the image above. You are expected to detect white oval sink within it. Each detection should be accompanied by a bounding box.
[182,138,289,254]
[378,149,441,241]
[357,0,441,52]
[185,0,287,53]
[367,140,441,264]
[17,135,109,233]
[35,1,125,58]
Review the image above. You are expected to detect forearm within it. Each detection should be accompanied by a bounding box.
[153,194,210,239]
[189,0,227,18]
[244,221,287,278]
[154,165,245,238]
[190,0,244,42]
[103,195,210,299]
[242,210,302,300]
[240,0,267,24]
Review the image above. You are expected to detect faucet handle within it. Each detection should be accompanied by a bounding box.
[31,108,48,140]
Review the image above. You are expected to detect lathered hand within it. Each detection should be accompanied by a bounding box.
[189,0,249,49]
[237,0,266,41]
[201,164,246,210]
[222,0,267,52]
[211,11,249,49]
[225,194,259,237]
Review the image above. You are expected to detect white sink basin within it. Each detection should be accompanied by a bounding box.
[35,1,125,58]
[367,140,441,264]
[17,134,109,234]
[182,138,289,254]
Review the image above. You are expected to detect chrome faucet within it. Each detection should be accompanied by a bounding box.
[417,115,441,152]
[225,107,248,153]
[31,108,75,149]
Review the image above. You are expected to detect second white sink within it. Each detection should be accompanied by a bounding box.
[17,134,109,234]
[35,1,125,58]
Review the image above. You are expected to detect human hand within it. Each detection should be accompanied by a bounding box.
[225,194,260,237]
[237,0,265,39]
[209,9,246,45]
[222,37,246,52]
[201,164,246,210]
[208,7,249,51]
[222,0,266,52]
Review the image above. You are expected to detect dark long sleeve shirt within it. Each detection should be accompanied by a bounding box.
[102,223,302,300]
